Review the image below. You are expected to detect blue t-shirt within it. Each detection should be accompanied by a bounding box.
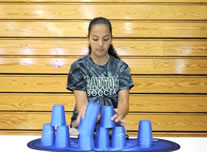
[66,55,134,121]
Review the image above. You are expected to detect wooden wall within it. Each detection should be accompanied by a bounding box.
[0,0,207,137]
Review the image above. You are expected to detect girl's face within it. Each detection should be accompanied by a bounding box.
[88,24,112,58]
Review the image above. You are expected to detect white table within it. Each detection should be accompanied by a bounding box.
[0,135,206,152]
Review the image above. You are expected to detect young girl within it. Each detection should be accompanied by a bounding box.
[67,17,134,129]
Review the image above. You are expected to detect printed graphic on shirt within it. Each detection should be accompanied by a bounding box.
[85,76,119,97]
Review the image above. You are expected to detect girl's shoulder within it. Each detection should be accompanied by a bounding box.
[71,55,89,67]
[110,56,129,68]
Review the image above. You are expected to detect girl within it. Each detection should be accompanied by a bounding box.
[67,17,134,129]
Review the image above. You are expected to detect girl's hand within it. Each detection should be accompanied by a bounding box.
[71,104,87,128]
[111,108,127,125]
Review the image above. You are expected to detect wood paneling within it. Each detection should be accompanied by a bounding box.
[0,93,207,112]
[0,4,207,20]
[1,57,207,74]
[1,39,207,56]
[0,93,76,111]
[0,112,206,131]
[0,75,68,92]
[129,95,207,112]
[126,113,207,131]
[1,0,207,2]
[0,75,207,93]
[0,21,207,38]
[0,0,206,137]
[1,130,207,137]
[132,76,207,93]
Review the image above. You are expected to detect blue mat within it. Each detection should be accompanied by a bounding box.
[27,137,180,152]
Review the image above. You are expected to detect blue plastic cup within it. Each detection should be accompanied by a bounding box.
[137,120,153,147]
[50,105,66,127]
[79,133,95,151]
[100,106,115,128]
[41,124,55,146]
[95,126,110,150]
[55,125,70,148]
[111,125,126,149]
[78,101,100,135]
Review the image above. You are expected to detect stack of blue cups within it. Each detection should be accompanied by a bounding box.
[95,106,115,150]
[41,105,70,148]
[78,101,100,151]
[78,102,128,151]
[96,106,126,151]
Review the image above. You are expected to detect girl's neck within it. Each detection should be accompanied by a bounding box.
[90,54,110,65]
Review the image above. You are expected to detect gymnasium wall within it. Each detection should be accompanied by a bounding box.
[0,0,207,137]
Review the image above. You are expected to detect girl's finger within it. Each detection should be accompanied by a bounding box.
[120,119,128,125]
[111,113,118,120]
[76,114,81,126]
[81,105,87,119]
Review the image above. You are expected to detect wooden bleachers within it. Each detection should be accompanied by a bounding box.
[0,0,207,137]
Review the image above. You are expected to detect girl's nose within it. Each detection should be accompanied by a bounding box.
[98,40,104,46]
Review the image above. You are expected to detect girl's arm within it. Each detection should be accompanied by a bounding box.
[111,89,129,123]
[72,90,88,127]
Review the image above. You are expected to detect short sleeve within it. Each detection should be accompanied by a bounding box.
[66,63,86,91]
[119,64,134,91]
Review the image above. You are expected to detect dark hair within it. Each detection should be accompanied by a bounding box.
[88,17,119,59]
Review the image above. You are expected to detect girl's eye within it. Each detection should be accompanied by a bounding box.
[104,39,109,41]
[93,39,98,41]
